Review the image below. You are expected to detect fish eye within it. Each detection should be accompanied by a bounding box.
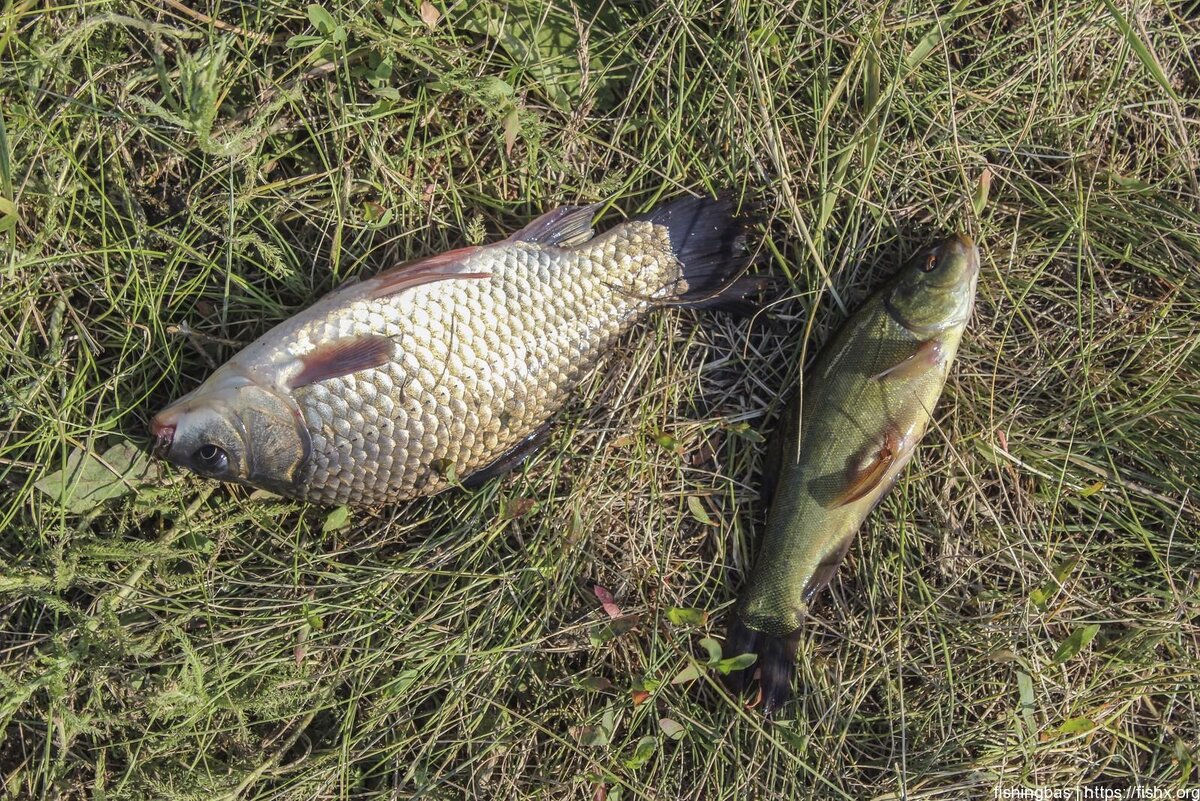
[922,251,940,272]
[193,443,229,474]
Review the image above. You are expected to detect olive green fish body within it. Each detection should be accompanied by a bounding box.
[728,234,979,713]
[152,197,751,506]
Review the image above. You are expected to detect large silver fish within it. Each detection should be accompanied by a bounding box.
[151,196,753,506]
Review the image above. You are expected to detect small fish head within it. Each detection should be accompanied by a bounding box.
[150,369,311,493]
[887,234,979,335]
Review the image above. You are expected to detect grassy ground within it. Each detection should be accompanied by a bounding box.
[2,0,1199,798]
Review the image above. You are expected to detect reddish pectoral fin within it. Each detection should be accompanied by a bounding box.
[872,338,944,382]
[507,204,598,247]
[830,428,903,508]
[366,247,489,299]
[290,335,396,388]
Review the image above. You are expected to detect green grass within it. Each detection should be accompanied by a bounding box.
[2,1,1199,798]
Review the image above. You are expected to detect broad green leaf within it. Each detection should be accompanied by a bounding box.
[1016,670,1036,740]
[0,195,16,233]
[1016,671,1034,707]
[575,676,612,692]
[575,724,608,747]
[666,607,707,627]
[323,505,351,533]
[576,706,615,747]
[623,736,656,769]
[658,718,685,740]
[1052,624,1100,664]
[670,663,701,685]
[715,653,757,675]
[1058,716,1095,735]
[973,167,992,216]
[307,4,336,35]
[654,432,684,455]
[726,421,764,443]
[35,441,154,513]
[687,495,715,526]
[698,637,722,665]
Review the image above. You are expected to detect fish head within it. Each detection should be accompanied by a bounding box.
[150,368,311,493]
[887,233,980,335]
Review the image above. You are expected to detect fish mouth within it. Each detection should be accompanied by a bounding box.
[150,414,176,459]
[948,233,980,275]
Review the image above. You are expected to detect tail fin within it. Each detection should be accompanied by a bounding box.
[635,194,760,312]
[724,616,801,716]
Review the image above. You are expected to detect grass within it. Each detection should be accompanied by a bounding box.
[2,0,1199,798]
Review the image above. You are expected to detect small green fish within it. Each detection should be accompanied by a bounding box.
[726,234,979,714]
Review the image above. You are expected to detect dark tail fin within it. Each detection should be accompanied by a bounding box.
[724,616,801,716]
[635,194,761,312]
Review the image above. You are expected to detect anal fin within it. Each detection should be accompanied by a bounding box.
[802,532,856,604]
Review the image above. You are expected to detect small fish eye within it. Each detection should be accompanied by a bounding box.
[922,252,940,272]
[194,443,229,473]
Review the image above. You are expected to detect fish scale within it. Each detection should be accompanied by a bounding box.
[289,230,676,504]
[151,196,750,505]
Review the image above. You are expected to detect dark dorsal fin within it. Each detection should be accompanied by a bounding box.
[290,335,396,389]
[506,204,598,247]
[366,246,490,300]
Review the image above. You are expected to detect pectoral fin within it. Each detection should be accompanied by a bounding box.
[290,335,395,388]
[871,337,943,382]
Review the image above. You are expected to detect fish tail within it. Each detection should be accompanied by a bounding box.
[724,616,802,716]
[636,194,762,313]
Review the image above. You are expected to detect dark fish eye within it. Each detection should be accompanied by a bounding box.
[922,251,940,272]
[194,443,229,473]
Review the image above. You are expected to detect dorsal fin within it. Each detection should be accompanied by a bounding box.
[290,335,396,388]
[366,246,490,300]
[507,204,598,247]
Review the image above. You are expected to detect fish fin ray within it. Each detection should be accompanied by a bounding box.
[636,194,761,312]
[367,246,489,299]
[871,338,943,382]
[461,423,554,488]
[802,532,856,604]
[290,335,395,388]
[507,204,599,247]
[724,617,801,716]
[830,428,901,507]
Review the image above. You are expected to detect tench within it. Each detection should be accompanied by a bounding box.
[151,195,754,506]
[726,234,979,714]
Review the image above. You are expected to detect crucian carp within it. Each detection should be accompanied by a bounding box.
[151,195,756,506]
